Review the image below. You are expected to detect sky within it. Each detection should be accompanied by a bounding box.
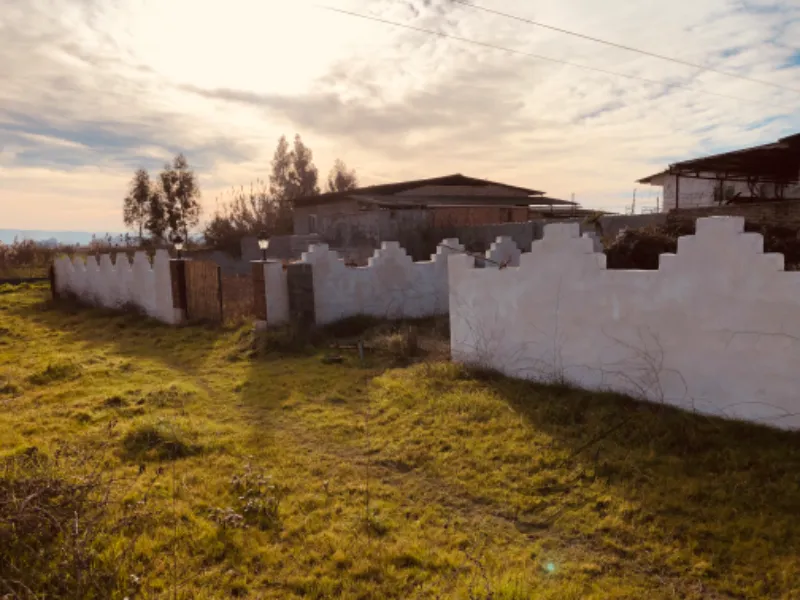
[1,0,799,232]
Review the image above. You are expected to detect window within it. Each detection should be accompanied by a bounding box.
[308,214,318,234]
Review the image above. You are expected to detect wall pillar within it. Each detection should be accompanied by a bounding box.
[169,259,188,324]
[252,261,268,331]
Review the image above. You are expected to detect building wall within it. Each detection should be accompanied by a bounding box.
[449,216,800,430]
[657,175,800,211]
[53,250,179,324]
[293,200,362,235]
[431,206,528,228]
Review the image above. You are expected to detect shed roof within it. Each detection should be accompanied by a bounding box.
[294,173,546,207]
[638,133,800,185]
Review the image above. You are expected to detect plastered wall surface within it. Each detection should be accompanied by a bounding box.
[263,262,290,326]
[296,239,465,325]
[54,250,179,324]
[449,216,800,430]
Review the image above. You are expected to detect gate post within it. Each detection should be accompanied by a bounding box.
[169,259,188,324]
[216,265,223,323]
[49,264,59,301]
[252,261,268,331]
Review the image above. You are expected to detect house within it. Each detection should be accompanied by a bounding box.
[638,133,800,211]
[292,174,576,237]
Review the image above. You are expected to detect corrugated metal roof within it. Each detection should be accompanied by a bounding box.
[294,173,545,207]
[638,132,800,185]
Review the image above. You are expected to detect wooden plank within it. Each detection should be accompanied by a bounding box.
[221,272,255,324]
[185,261,222,322]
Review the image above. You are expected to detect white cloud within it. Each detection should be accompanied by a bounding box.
[0,0,799,229]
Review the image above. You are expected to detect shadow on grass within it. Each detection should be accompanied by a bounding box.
[229,316,452,446]
[7,289,227,374]
[477,371,800,596]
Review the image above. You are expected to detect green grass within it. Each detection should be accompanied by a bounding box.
[1,283,800,598]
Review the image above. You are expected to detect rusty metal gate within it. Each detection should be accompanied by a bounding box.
[185,261,222,323]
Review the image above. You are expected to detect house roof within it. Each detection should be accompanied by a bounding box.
[354,194,575,209]
[294,173,546,208]
[638,132,800,185]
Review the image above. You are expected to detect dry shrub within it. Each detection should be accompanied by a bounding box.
[0,240,61,278]
[605,222,693,270]
[0,442,160,599]
[605,219,800,270]
[120,420,203,462]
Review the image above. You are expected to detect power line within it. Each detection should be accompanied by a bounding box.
[452,0,800,95]
[320,5,794,110]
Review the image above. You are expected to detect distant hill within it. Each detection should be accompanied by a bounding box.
[0,230,123,245]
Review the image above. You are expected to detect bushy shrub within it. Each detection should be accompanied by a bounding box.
[0,443,159,598]
[605,220,800,270]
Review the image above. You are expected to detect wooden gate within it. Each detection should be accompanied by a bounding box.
[185,261,222,323]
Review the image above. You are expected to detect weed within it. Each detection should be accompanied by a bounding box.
[27,360,80,385]
[120,420,203,462]
[103,395,127,408]
[228,462,284,531]
[0,442,160,598]
[143,384,195,408]
[0,381,19,396]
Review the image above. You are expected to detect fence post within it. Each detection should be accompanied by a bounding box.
[252,261,268,331]
[49,264,59,301]
[169,259,188,324]
[217,265,223,323]
[286,263,315,330]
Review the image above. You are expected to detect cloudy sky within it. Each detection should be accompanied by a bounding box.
[1,0,799,232]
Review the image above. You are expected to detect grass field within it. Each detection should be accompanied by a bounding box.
[2,283,800,599]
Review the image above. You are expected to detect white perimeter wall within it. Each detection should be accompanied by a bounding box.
[53,250,179,325]
[261,239,466,326]
[301,239,465,325]
[449,216,800,430]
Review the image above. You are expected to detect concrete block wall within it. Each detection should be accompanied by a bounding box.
[449,216,800,430]
[485,236,521,267]
[53,250,179,324]
[300,238,465,325]
[258,238,467,327]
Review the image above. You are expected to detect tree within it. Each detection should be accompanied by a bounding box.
[203,135,358,249]
[268,136,293,202]
[159,154,201,241]
[146,187,168,242]
[122,169,151,241]
[268,136,295,234]
[203,180,277,255]
[290,134,320,199]
[268,134,320,233]
[326,159,359,193]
